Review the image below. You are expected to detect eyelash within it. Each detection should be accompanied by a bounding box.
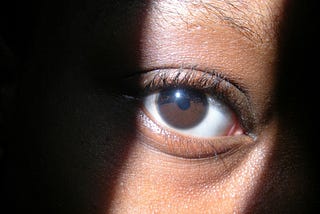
[119,68,257,159]
[137,68,255,135]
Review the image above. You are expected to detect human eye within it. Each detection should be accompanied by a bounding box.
[127,68,256,159]
[144,87,240,138]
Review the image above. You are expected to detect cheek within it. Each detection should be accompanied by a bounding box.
[106,120,278,213]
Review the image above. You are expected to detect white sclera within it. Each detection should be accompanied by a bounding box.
[144,92,235,138]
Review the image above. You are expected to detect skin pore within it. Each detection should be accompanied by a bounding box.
[1,0,317,213]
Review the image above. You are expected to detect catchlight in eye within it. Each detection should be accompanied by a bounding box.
[144,87,241,137]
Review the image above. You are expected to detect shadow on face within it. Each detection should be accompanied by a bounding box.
[1,0,319,213]
[1,0,150,213]
[243,0,319,213]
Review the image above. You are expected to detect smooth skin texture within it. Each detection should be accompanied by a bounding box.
[0,0,318,213]
[110,0,282,212]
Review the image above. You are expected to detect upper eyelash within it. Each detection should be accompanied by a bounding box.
[137,68,256,135]
[137,66,249,96]
[143,69,224,92]
[142,70,238,109]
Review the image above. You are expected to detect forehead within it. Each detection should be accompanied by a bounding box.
[149,0,284,43]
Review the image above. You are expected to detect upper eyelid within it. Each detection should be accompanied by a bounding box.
[133,68,256,135]
[139,67,248,96]
[122,67,251,112]
[126,66,250,97]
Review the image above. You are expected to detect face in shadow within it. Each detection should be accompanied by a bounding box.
[1,0,317,213]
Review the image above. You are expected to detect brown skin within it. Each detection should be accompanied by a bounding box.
[1,0,317,213]
[110,0,282,213]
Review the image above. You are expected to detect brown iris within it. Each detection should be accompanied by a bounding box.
[157,89,208,129]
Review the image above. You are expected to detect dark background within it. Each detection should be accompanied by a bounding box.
[1,0,319,213]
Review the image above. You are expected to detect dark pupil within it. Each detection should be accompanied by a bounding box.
[157,89,208,129]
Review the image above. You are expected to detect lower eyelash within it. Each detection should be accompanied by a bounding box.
[136,109,254,159]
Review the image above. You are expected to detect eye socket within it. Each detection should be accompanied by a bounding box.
[144,88,243,137]
[129,68,255,159]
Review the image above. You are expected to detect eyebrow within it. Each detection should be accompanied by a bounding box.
[153,0,279,43]
[199,1,260,40]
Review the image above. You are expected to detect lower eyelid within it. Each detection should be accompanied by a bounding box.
[136,110,254,159]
